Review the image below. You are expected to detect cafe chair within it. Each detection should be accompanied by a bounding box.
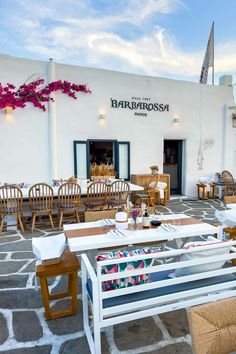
[84,209,116,222]
[0,184,25,233]
[57,182,81,229]
[222,170,236,196]
[107,180,130,209]
[188,298,236,354]
[84,181,108,211]
[29,183,55,232]
[134,174,160,207]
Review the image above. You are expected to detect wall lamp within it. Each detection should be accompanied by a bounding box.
[4,106,13,120]
[99,113,106,125]
[173,117,179,125]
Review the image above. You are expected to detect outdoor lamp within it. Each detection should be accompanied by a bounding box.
[4,106,13,120]
[173,117,179,125]
[99,113,106,125]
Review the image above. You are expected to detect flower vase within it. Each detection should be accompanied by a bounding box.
[132,216,138,230]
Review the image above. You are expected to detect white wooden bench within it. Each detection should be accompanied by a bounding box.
[81,241,236,354]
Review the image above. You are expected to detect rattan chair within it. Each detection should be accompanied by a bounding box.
[222,170,236,196]
[84,209,117,222]
[84,181,108,210]
[107,180,130,209]
[58,182,81,229]
[0,185,24,233]
[29,183,55,232]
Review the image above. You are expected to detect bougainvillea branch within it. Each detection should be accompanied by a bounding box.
[0,77,91,111]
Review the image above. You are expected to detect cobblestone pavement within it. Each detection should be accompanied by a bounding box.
[0,199,226,354]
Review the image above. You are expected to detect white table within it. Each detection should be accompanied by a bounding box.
[64,214,218,252]
[20,182,143,199]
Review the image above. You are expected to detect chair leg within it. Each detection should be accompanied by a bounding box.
[48,212,55,230]
[17,213,24,232]
[32,213,36,233]
[58,211,63,230]
[0,216,4,233]
[74,210,80,223]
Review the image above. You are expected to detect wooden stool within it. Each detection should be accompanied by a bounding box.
[197,183,216,200]
[36,251,80,320]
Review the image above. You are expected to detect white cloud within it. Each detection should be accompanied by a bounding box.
[2,0,236,81]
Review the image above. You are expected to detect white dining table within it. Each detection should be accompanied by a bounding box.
[64,214,219,252]
[20,182,143,199]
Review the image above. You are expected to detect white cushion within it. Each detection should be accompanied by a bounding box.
[174,236,232,277]
[32,234,66,261]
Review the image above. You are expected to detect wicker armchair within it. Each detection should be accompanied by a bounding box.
[58,182,81,229]
[0,184,24,233]
[107,180,130,209]
[29,183,55,232]
[222,170,236,196]
[84,181,108,210]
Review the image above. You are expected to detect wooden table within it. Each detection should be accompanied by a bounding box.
[64,214,218,252]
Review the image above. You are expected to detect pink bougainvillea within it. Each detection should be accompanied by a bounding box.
[0,77,91,111]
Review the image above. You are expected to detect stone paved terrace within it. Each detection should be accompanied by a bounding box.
[0,199,228,354]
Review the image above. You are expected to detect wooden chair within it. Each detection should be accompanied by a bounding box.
[58,182,81,229]
[222,170,236,195]
[0,185,24,233]
[107,180,130,209]
[84,181,108,210]
[134,174,160,207]
[29,183,55,232]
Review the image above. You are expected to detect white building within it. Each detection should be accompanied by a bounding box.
[0,54,235,197]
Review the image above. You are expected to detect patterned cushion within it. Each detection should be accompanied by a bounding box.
[97,247,160,291]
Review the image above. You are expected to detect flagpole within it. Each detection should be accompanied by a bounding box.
[212,22,214,85]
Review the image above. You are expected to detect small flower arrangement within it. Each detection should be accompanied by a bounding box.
[150,165,159,175]
[0,75,91,111]
[150,165,159,171]
[131,208,139,219]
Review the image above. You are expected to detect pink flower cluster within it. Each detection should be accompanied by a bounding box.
[0,78,91,111]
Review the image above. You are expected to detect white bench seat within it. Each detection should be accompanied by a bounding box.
[86,271,236,309]
[81,241,236,354]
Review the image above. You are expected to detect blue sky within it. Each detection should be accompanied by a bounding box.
[0,0,235,84]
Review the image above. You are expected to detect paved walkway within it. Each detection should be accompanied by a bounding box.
[0,199,226,354]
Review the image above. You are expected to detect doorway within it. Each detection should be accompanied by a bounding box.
[163,140,183,195]
[89,141,114,165]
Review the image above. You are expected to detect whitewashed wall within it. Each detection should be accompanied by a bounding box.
[0,54,234,196]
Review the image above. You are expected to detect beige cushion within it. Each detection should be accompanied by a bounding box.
[188,298,236,354]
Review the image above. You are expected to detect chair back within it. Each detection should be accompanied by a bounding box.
[58,182,81,209]
[223,195,236,205]
[222,170,236,195]
[84,209,116,222]
[146,173,160,191]
[109,180,130,205]
[87,181,108,203]
[0,185,23,215]
[29,183,54,212]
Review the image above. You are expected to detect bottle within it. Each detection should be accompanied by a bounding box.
[142,208,150,228]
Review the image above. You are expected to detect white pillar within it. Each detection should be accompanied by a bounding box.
[48,58,58,180]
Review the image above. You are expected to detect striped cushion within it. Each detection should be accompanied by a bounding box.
[97,247,160,291]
